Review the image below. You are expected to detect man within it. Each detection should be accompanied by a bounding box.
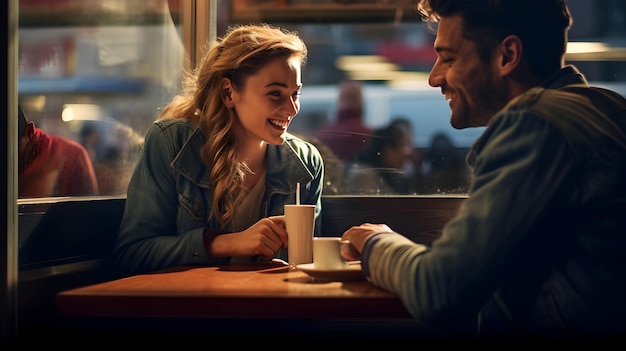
[18,105,99,197]
[341,0,626,339]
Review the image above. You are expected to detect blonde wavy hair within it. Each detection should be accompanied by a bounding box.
[158,24,308,229]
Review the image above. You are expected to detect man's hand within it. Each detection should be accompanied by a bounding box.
[341,223,394,260]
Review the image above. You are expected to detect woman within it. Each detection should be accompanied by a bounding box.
[114,24,324,276]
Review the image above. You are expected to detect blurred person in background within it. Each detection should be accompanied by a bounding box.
[341,0,626,339]
[18,104,99,198]
[79,121,145,196]
[315,80,373,162]
[292,132,345,195]
[419,133,469,194]
[79,121,104,162]
[115,24,324,276]
[343,118,418,195]
[389,117,425,185]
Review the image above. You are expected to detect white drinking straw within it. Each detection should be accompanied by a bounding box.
[296,182,300,205]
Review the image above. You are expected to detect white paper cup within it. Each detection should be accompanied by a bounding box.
[284,204,315,270]
[312,237,349,270]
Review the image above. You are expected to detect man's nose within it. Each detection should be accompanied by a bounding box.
[428,60,444,87]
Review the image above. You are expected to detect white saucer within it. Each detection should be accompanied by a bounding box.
[296,262,365,281]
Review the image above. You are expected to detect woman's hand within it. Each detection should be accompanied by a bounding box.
[341,223,394,260]
[211,216,287,258]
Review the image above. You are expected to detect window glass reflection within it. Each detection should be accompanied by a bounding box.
[17,0,626,198]
[18,0,183,198]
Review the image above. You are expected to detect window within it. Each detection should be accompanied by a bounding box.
[17,0,626,198]
[229,0,626,195]
[18,0,184,198]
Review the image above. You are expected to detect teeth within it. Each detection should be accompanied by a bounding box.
[269,119,288,128]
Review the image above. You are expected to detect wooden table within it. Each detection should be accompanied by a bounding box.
[56,262,412,320]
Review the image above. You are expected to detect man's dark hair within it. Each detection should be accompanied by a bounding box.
[417,0,572,80]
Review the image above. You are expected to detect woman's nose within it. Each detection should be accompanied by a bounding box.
[285,97,299,117]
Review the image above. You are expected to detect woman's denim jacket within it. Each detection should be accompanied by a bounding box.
[114,118,324,275]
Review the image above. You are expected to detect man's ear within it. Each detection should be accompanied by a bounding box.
[498,35,523,76]
[221,77,235,108]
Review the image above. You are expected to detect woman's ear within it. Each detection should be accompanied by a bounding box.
[221,77,234,108]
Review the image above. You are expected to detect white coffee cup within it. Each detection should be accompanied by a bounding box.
[284,204,315,270]
[312,237,350,270]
